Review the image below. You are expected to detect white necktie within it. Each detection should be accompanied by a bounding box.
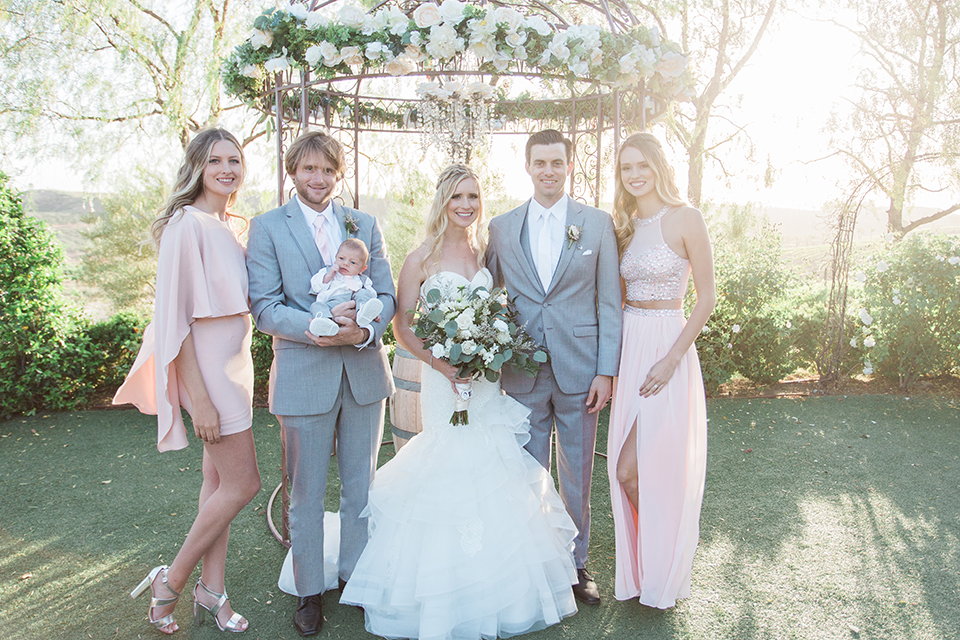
[313,214,332,265]
[537,210,555,290]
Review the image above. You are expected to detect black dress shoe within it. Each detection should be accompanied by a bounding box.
[572,568,601,605]
[294,593,323,636]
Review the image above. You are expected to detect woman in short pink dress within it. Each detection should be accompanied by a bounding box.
[115,128,261,633]
[607,132,715,609]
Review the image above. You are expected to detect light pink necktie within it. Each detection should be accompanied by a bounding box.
[537,210,555,290]
[313,215,331,265]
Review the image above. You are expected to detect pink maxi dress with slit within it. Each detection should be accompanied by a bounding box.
[607,207,708,609]
[114,206,253,452]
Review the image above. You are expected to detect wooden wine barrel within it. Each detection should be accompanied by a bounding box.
[390,347,423,452]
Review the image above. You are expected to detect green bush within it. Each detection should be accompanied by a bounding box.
[0,172,72,417]
[787,285,864,378]
[695,203,798,391]
[858,233,960,387]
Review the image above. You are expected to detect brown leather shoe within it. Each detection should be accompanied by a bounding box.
[572,568,600,605]
[294,593,323,636]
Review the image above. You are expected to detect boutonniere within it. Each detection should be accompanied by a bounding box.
[566,224,583,249]
[344,212,359,236]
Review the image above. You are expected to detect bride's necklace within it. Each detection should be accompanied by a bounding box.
[633,203,670,226]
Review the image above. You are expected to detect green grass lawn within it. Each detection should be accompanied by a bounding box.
[2,395,958,639]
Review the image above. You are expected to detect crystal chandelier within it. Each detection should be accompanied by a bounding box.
[416,80,496,163]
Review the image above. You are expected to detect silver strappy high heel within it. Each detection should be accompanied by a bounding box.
[193,579,248,633]
[130,565,180,633]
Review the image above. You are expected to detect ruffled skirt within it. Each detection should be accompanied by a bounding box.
[341,368,578,639]
[607,308,707,608]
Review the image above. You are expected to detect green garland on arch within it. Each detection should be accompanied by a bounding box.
[222,2,692,109]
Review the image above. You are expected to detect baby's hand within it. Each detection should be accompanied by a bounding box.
[322,269,336,284]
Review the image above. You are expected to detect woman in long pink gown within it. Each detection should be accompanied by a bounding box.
[607,133,715,609]
[115,128,261,633]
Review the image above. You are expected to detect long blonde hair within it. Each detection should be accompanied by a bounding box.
[151,128,246,245]
[612,132,685,256]
[420,164,487,274]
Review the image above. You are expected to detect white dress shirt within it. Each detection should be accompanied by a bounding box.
[296,196,342,266]
[527,194,568,290]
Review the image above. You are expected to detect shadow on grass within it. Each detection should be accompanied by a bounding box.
[1,396,958,639]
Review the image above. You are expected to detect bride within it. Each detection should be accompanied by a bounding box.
[340,165,579,639]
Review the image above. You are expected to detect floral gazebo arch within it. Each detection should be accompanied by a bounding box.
[224,0,691,208]
[223,0,691,545]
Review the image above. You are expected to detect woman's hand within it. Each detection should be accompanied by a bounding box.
[639,356,679,398]
[430,355,470,392]
[191,398,222,444]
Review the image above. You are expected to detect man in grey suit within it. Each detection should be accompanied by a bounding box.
[486,129,622,605]
[246,131,396,636]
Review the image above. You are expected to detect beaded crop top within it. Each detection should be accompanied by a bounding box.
[620,206,691,302]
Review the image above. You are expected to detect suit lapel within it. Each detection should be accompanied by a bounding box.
[546,198,584,295]
[331,201,349,240]
[511,200,546,296]
[285,197,323,274]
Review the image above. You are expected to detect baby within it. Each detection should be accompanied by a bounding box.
[308,238,384,337]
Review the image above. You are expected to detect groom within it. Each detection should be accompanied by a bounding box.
[486,129,622,605]
[246,131,396,636]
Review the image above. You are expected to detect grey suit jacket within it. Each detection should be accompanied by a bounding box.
[246,199,397,416]
[486,197,622,395]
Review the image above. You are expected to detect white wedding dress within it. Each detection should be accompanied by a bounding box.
[340,269,578,640]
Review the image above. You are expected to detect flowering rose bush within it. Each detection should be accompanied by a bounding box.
[222,1,691,106]
[858,233,960,387]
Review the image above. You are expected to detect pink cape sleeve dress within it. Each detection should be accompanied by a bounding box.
[113,206,253,452]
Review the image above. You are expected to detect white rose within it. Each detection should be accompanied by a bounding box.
[589,47,604,67]
[431,343,445,359]
[365,41,387,61]
[338,5,366,28]
[339,45,364,66]
[305,45,322,66]
[656,50,687,78]
[426,23,462,59]
[409,31,423,46]
[513,45,528,61]
[250,29,273,49]
[854,270,867,283]
[383,7,409,35]
[732,324,741,333]
[863,363,874,376]
[505,30,527,47]
[892,295,901,305]
[240,64,259,78]
[493,319,509,333]
[876,260,888,272]
[858,308,873,326]
[494,7,524,32]
[619,53,637,75]
[285,2,308,20]
[455,309,475,331]
[305,11,328,29]
[320,41,340,66]
[413,3,442,28]
[635,45,657,76]
[492,52,511,72]
[864,336,876,348]
[438,0,466,25]
[850,338,858,348]
[469,37,497,60]
[526,15,552,36]
[385,55,416,76]
[546,33,570,62]
[570,59,589,76]
[416,81,442,97]
[405,43,428,62]
[466,82,495,99]
[264,54,290,72]
[461,340,477,355]
[950,256,960,265]
[468,17,497,38]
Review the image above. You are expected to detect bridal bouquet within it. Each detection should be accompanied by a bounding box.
[414,283,548,424]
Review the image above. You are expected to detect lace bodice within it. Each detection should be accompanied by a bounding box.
[620,207,690,302]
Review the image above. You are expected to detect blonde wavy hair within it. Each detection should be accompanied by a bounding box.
[612,132,685,256]
[150,128,246,245]
[420,164,486,274]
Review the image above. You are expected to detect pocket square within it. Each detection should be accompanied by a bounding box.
[581,249,593,256]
